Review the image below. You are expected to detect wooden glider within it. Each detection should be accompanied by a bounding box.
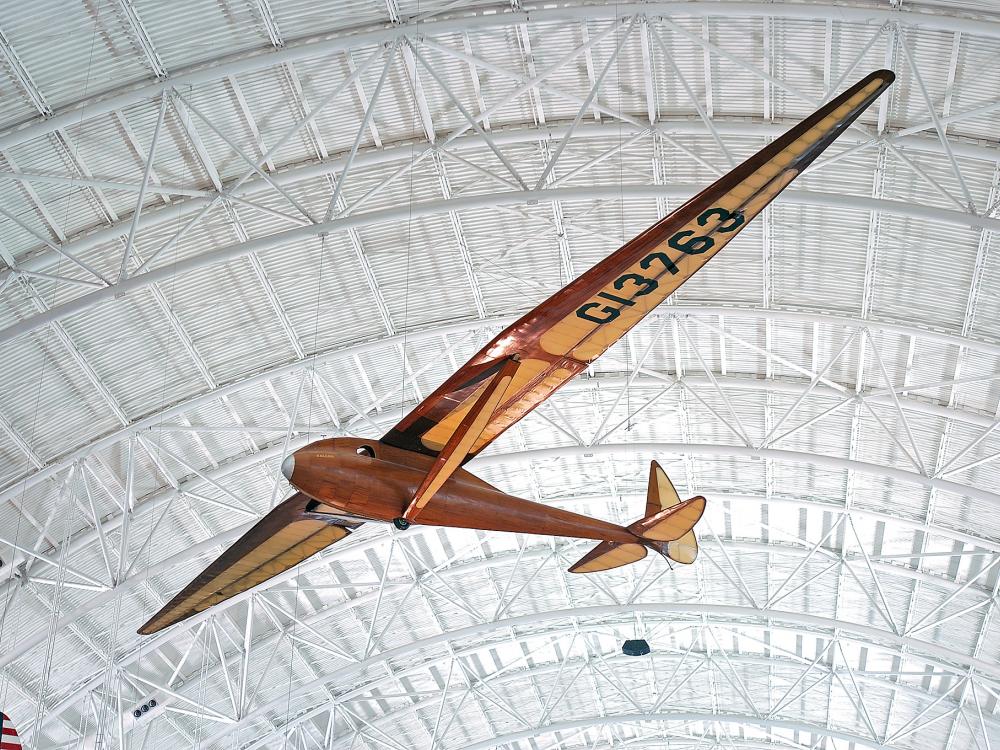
[140,70,894,635]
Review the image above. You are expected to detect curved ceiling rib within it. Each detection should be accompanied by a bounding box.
[191,604,996,748]
[6,185,1000,347]
[6,121,1000,284]
[4,346,1000,642]
[8,438,998,679]
[11,477,999,669]
[32,540,998,745]
[459,713,894,750]
[5,305,1000,506]
[241,647,1000,750]
[0,2,998,153]
[5,302,1000,749]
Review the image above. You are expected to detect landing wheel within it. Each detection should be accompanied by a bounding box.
[393,517,411,530]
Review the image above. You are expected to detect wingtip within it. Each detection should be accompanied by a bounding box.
[869,68,896,86]
[844,69,895,95]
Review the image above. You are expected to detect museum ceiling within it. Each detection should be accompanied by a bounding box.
[1,2,1000,749]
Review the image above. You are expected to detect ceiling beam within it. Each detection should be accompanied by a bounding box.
[4,1,1000,153]
[196,600,1000,748]
[457,711,894,750]
[239,647,998,750]
[8,118,997,284]
[6,305,1000,511]
[7,179,1000,348]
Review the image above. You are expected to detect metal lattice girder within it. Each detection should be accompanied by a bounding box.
[3,303,1000,609]
[1,2,1000,155]
[3,126,1000,318]
[14,477,1000,743]
[11,456,1000,736]
[459,714,893,750]
[24,574,1000,746]
[234,647,1000,749]
[3,3,1000,747]
[5,184,1000,348]
[183,603,1000,747]
[20,508,1000,675]
[3,302,996,716]
[8,115,998,282]
[11,470,1000,714]
[5,303,1000,504]
[31,540,992,748]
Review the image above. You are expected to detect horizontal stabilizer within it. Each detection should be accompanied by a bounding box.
[139,493,356,635]
[629,496,706,542]
[568,540,647,574]
[666,535,699,565]
[569,463,705,575]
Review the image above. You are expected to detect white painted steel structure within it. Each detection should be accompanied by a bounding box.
[1,1,1000,749]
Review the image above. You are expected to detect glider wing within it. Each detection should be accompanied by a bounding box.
[138,493,358,634]
[381,70,894,462]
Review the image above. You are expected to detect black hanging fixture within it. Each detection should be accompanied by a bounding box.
[622,639,651,657]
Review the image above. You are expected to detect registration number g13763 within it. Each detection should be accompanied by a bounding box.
[575,206,745,324]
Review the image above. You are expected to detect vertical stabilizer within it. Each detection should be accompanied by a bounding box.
[646,460,681,515]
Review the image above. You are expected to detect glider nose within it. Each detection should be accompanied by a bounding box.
[281,453,295,482]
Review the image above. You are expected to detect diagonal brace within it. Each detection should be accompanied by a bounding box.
[404,355,520,522]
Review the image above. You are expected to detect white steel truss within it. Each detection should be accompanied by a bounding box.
[2,2,1000,750]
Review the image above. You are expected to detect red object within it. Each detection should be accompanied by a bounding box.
[1,713,22,750]
[139,70,896,636]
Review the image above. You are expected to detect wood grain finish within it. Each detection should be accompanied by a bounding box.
[404,356,520,522]
[138,492,356,634]
[290,438,638,543]
[381,70,895,464]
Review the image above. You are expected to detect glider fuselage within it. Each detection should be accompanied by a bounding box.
[286,437,637,543]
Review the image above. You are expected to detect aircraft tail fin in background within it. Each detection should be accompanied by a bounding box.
[568,462,704,574]
[1,711,22,750]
